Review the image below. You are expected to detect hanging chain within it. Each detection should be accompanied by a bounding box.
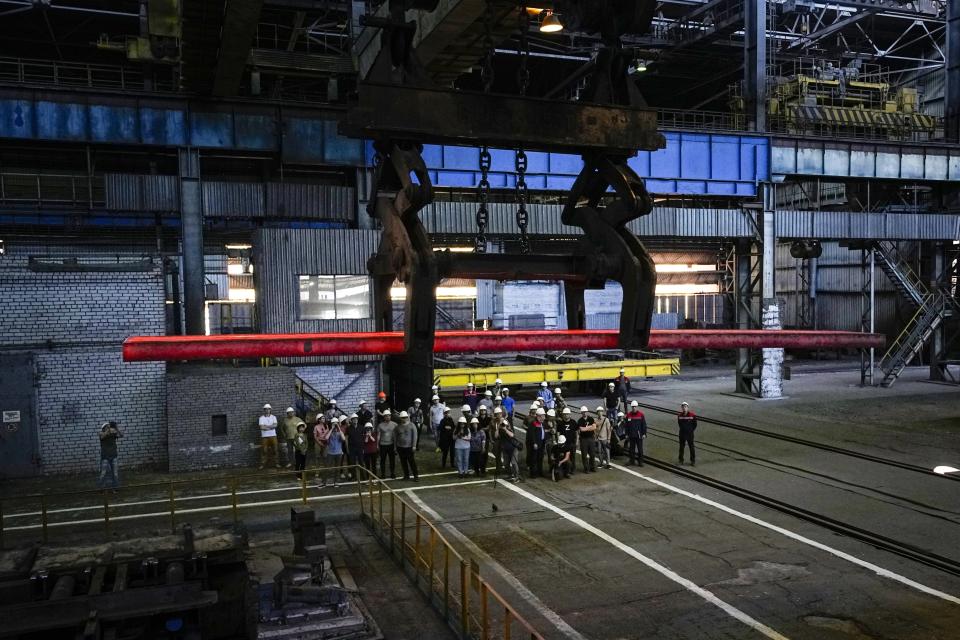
[517,6,530,96]
[475,148,491,253]
[515,149,529,254]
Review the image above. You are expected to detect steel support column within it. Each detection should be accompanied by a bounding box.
[179,148,204,336]
[947,0,960,143]
[929,242,947,381]
[744,0,767,132]
[735,238,762,395]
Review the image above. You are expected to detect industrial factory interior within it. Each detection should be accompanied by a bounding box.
[0,0,959,638]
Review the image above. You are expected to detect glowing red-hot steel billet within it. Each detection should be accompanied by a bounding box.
[122,330,886,362]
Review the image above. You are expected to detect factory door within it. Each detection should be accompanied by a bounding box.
[0,355,38,477]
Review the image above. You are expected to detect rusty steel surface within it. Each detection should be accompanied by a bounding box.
[123,330,886,362]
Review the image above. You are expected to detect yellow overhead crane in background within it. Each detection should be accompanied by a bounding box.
[433,357,680,389]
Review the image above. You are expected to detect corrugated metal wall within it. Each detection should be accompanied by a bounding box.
[253,229,380,357]
[105,174,356,220]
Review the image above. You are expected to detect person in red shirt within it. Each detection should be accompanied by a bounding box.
[624,401,647,466]
[677,401,698,465]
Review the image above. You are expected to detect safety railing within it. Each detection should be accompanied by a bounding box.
[0,464,546,640]
[0,172,102,207]
[0,464,360,549]
[0,56,179,93]
[356,465,544,640]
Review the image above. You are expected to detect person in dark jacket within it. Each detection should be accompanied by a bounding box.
[344,413,364,480]
[437,406,456,468]
[463,382,479,413]
[526,408,547,477]
[624,401,647,466]
[357,401,374,431]
[677,401,697,465]
[557,408,578,476]
[407,398,425,449]
[614,368,631,406]
[578,406,597,473]
[375,391,391,419]
[602,382,621,414]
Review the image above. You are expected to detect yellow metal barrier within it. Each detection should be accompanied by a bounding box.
[435,357,680,388]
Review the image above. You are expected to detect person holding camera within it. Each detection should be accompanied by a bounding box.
[497,417,522,482]
[97,421,123,490]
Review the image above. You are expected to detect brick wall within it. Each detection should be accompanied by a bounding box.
[294,363,380,415]
[0,252,167,474]
[166,365,297,472]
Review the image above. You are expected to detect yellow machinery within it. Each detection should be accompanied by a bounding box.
[433,357,680,388]
[731,58,938,137]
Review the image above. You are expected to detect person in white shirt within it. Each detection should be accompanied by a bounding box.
[258,403,280,469]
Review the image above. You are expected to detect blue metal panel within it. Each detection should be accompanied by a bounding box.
[322,120,364,164]
[283,117,327,163]
[36,101,87,140]
[0,99,33,138]
[234,113,276,150]
[140,107,187,146]
[89,105,138,143]
[190,111,234,148]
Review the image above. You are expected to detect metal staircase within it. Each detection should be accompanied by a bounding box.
[873,241,954,387]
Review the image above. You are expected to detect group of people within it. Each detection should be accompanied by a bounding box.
[255,371,699,487]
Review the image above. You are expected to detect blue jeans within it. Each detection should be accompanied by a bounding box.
[98,457,119,488]
[454,447,470,474]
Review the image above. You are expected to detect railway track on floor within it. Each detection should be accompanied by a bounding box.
[638,455,960,579]
[633,402,960,481]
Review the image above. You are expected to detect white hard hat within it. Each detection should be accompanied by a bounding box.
[540,381,548,387]
[557,435,567,445]
[631,400,639,407]
[493,407,503,414]
[495,378,502,384]
[619,368,625,374]
[443,406,451,412]
[596,406,605,412]
[432,394,440,401]
[286,407,295,413]
[383,409,392,416]
[554,388,562,394]
[458,416,467,423]
[580,405,588,412]
[364,422,373,428]
[536,408,546,416]
[432,385,439,391]
[529,403,539,411]
[561,407,571,415]
[414,398,421,403]
[467,382,475,387]
[470,417,479,424]
[608,382,615,388]
[398,410,409,418]
[359,400,367,405]
[502,387,509,393]
[547,409,556,417]
[479,405,488,412]
[681,401,689,407]
[263,403,272,409]
[350,413,358,419]
[494,395,502,401]
[330,399,337,404]
[461,404,471,412]
[339,415,349,422]
[484,390,492,396]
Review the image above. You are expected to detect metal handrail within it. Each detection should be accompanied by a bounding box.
[0,464,547,640]
[879,293,941,371]
[356,466,545,640]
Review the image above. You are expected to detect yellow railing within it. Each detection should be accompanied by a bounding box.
[0,464,545,640]
[356,466,544,640]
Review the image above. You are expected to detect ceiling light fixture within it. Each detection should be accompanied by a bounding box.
[540,11,563,33]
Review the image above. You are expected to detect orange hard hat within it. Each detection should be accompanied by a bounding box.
[378,391,386,399]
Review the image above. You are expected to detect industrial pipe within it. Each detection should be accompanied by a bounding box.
[123,330,886,362]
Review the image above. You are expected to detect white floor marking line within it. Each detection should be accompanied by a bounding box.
[4,470,460,520]
[496,478,792,640]
[3,478,488,532]
[611,462,960,606]
[404,489,589,640]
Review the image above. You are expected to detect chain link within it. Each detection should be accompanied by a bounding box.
[475,148,491,253]
[515,149,529,254]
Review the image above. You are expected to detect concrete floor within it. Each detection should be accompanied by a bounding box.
[2,361,959,639]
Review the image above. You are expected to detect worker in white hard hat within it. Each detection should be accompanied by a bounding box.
[537,381,555,409]
[281,407,300,469]
[614,368,631,406]
[557,407,579,476]
[463,382,479,413]
[577,406,597,473]
[527,407,547,477]
[553,387,567,414]
[396,410,419,481]
[500,386,515,421]
[490,406,505,475]
[550,434,573,481]
[407,398,425,450]
[594,406,613,469]
[429,394,445,443]
[438,405,456,468]
[602,381,621,414]
[491,377,503,399]
[479,389,494,413]
[624,400,647,466]
[377,409,398,479]
[258,404,279,470]
[453,416,472,478]
[677,402,697,466]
